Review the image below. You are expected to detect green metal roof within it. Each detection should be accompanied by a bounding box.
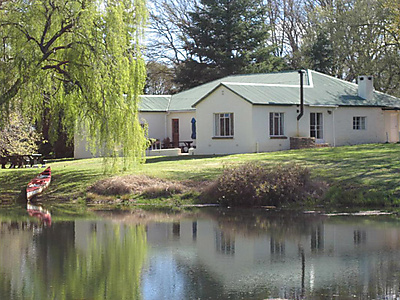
[140,70,400,111]
[139,95,171,112]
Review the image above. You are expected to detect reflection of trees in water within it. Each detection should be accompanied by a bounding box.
[201,208,325,240]
[0,222,147,300]
[0,220,40,232]
[0,221,36,297]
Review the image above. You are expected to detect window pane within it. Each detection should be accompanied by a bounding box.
[214,113,234,136]
[270,112,284,136]
[310,113,315,126]
[353,116,366,130]
[269,113,273,135]
[230,114,234,135]
[215,114,219,135]
[274,117,279,135]
[225,117,230,136]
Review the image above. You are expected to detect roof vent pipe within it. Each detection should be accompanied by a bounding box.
[297,70,305,121]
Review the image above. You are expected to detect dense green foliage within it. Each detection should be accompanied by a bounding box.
[148,0,400,97]
[149,0,286,91]
[0,0,148,168]
[177,0,286,88]
[0,112,43,157]
[302,0,400,94]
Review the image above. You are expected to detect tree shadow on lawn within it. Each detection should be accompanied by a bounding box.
[145,154,229,164]
[0,167,104,204]
[49,169,104,198]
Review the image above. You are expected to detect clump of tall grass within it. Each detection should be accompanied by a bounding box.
[88,175,186,198]
[203,162,325,207]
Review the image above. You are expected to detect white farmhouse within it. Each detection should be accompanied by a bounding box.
[74,70,400,158]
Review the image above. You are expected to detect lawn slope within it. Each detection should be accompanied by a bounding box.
[1,144,399,208]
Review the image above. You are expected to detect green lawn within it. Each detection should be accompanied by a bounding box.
[1,143,400,209]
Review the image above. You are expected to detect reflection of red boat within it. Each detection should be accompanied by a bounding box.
[27,203,52,226]
[26,167,51,201]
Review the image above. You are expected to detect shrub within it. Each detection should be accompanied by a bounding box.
[206,162,318,207]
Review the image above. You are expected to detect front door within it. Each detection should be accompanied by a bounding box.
[389,113,399,143]
[172,119,179,148]
[310,112,323,143]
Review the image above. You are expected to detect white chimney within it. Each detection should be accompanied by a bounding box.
[357,75,374,100]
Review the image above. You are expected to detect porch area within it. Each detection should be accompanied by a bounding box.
[146,138,195,157]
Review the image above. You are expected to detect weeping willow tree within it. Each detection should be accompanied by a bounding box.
[0,0,148,170]
[0,112,43,157]
[385,0,400,43]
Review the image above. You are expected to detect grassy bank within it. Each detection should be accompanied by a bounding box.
[1,143,400,210]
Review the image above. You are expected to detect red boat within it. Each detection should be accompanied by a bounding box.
[26,167,51,201]
[27,203,52,226]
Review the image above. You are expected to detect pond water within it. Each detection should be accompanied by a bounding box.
[1,207,400,300]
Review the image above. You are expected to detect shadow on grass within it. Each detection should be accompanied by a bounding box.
[145,154,229,164]
[49,169,104,198]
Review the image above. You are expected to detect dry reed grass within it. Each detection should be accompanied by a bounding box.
[88,175,199,198]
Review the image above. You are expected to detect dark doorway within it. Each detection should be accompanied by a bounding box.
[172,119,179,148]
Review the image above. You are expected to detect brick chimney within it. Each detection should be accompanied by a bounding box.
[358,75,374,100]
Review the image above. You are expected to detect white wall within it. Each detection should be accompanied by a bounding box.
[195,86,254,154]
[139,112,167,142]
[332,107,386,146]
[195,86,391,155]
[167,111,196,146]
[252,105,296,152]
[74,126,102,159]
[383,111,400,143]
[74,134,94,159]
[254,106,387,151]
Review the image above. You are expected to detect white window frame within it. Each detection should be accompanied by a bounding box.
[353,116,366,130]
[310,112,323,139]
[269,112,285,137]
[214,113,234,137]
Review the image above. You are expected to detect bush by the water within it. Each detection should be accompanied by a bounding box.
[205,162,322,207]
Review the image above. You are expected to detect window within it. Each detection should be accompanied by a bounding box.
[353,116,366,130]
[214,113,234,137]
[310,113,323,139]
[269,112,284,136]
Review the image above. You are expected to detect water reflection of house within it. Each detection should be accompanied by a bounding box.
[72,216,400,298]
[143,217,400,298]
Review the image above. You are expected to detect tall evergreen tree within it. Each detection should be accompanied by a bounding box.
[302,30,334,74]
[175,0,286,90]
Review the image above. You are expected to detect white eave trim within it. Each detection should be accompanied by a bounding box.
[167,109,196,113]
[308,104,339,108]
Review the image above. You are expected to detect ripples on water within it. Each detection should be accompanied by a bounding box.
[1,208,400,299]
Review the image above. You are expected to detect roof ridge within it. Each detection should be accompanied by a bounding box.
[140,95,172,97]
[222,69,303,80]
[310,70,358,87]
[222,82,312,88]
